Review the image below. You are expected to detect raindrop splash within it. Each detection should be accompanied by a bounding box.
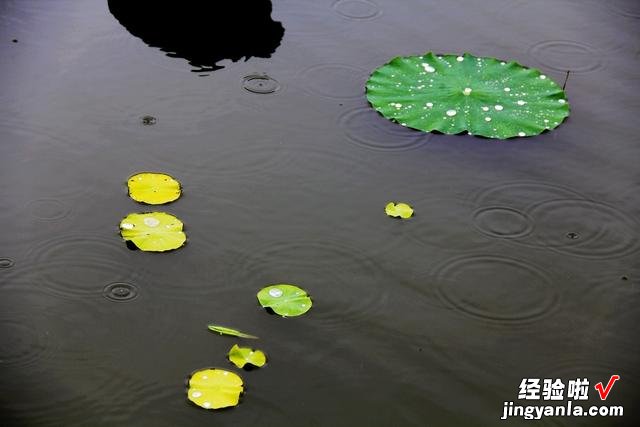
[103,282,139,302]
[141,115,157,125]
[242,74,280,94]
[0,258,15,269]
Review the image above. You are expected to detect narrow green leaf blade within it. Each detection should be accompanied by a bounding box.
[207,324,258,339]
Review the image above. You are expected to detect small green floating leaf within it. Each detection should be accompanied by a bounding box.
[366,52,570,139]
[257,284,312,317]
[187,368,244,410]
[127,172,181,205]
[119,212,186,252]
[207,324,258,339]
[385,202,414,219]
[228,344,267,369]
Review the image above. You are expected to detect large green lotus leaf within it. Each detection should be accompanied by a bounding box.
[187,368,244,410]
[228,344,267,369]
[366,52,570,139]
[127,172,181,205]
[208,324,258,339]
[119,212,186,252]
[257,284,312,317]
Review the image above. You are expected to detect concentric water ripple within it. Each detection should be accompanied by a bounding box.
[526,199,640,259]
[471,181,589,247]
[230,239,392,330]
[432,255,561,324]
[0,123,92,209]
[0,304,59,368]
[3,367,176,426]
[526,357,639,395]
[272,1,348,38]
[298,63,368,100]
[605,0,640,18]
[112,86,275,140]
[0,318,51,368]
[0,299,190,423]
[332,0,382,21]
[119,112,296,180]
[472,180,585,211]
[406,197,494,252]
[566,267,640,336]
[0,257,25,289]
[117,93,224,135]
[472,206,534,239]
[26,198,72,222]
[496,0,621,53]
[242,73,281,94]
[129,141,295,181]
[340,106,430,151]
[103,282,139,302]
[528,40,603,73]
[0,257,15,269]
[190,143,296,179]
[0,112,83,156]
[22,234,145,299]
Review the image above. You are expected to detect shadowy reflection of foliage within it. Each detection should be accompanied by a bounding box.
[108,0,284,72]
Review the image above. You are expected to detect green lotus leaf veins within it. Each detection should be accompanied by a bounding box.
[366,52,570,139]
[257,284,312,317]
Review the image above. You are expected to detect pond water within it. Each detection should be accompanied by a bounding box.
[1,0,638,425]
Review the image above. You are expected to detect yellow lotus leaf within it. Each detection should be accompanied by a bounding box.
[187,368,244,410]
[127,172,181,205]
[385,202,414,219]
[119,212,186,252]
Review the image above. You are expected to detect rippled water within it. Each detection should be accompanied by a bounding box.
[1,0,638,425]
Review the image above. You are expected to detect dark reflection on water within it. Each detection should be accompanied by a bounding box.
[108,0,284,72]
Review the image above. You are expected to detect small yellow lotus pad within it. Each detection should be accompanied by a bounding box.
[127,172,181,205]
[385,202,414,219]
[119,212,186,252]
[187,368,244,410]
[228,344,267,369]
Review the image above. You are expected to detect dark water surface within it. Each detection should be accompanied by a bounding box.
[1,0,639,426]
